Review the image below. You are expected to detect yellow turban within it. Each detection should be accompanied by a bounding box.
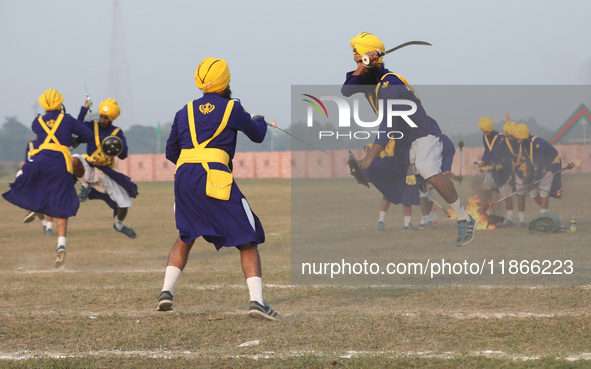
[39,89,63,111]
[195,58,231,93]
[350,32,385,63]
[478,116,494,132]
[513,124,530,140]
[503,120,516,135]
[98,98,121,122]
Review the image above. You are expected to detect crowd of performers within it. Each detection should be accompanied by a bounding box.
[2,32,566,320]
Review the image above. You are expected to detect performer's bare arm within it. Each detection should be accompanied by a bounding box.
[359,143,384,170]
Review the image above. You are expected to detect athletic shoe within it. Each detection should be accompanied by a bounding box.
[23,211,36,223]
[157,290,173,311]
[45,228,53,235]
[403,223,418,230]
[456,216,477,247]
[248,301,282,321]
[54,246,66,269]
[377,221,385,231]
[504,220,514,227]
[519,221,526,228]
[113,223,137,239]
[424,221,437,229]
[79,186,91,202]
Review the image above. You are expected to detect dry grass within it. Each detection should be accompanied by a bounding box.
[1,174,590,368]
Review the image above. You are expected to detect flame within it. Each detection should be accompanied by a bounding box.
[574,158,581,167]
[465,194,496,230]
[447,195,496,230]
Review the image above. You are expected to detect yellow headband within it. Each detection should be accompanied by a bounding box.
[503,120,516,135]
[478,116,494,132]
[39,89,63,111]
[350,32,385,63]
[513,124,530,140]
[195,58,231,93]
[99,98,121,121]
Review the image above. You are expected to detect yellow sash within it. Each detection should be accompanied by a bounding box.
[368,72,420,115]
[505,136,516,157]
[484,133,498,152]
[175,99,235,200]
[82,122,121,168]
[29,114,73,174]
[522,136,560,175]
[363,73,416,157]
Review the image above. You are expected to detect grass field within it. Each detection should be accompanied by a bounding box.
[1,174,590,368]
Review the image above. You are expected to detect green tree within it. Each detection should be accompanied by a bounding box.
[125,125,158,154]
[0,116,34,162]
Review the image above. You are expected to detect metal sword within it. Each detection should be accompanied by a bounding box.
[493,160,578,205]
[266,122,332,156]
[362,40,432,66]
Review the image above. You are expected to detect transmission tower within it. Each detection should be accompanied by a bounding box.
[106,0,136,127]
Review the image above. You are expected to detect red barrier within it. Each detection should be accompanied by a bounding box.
[113,145,591,181]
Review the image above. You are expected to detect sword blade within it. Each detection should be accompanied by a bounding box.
[267,123,332,155]
[383,41,432,55]
[364,40,432,66]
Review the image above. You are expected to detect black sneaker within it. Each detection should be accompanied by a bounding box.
[54,245,66,269]
[157,290,173,311]
[419,221,437,229]
[248,301,282,321]
[113,223,137,239]
[79,186,91,202]
[456,215,477,247]
[23,211,37,223]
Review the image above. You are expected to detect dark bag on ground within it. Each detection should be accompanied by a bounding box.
[528,212,561,234]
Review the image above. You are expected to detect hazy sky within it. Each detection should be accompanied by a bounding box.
[1,0,590,133]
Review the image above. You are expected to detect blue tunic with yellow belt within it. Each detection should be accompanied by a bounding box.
[77,107,138,213]
[342,67,448,154]
[482,132,514,187]
[166,93,267,249]
[3,111,93,218]
[344,68,455,203]
[520,136,562,198]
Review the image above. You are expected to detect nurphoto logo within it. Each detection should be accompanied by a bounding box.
[302,94,418,140]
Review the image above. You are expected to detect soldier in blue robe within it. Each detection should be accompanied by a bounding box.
[513,124,562,214]
[343,32,475,246]
[3,89,93,268]
[72,98,138,238]
[157,58,281,320]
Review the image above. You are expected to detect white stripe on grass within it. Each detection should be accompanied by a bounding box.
[1,350,591,361]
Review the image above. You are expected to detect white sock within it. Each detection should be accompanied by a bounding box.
[246,276,263,304]
[404,216,411,227]
[162,266,182,296]
[450,198,470,221]
[430,210,438,223]
[58,236,66,248]
[519,212,525,222]
[115,218,123,231]
[541,208,549,214]
[378,211,386,223]
[421,214,430,224]
[506,210,513,221]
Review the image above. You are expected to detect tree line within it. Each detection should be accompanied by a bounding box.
[0,115,555,164]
